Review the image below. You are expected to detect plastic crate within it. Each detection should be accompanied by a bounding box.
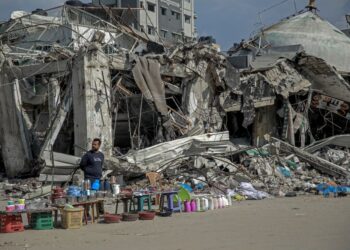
[61,208,84,229]
[30,212,53,230]
[0,214,24,233]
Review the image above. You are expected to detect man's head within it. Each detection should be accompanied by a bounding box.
[91,138,101,152]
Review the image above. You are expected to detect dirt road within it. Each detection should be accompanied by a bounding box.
[1,196,350,250]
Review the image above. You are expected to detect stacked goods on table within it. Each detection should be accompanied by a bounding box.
[5,199,26,212]
[51,187,66,205]
[0,178,303,234]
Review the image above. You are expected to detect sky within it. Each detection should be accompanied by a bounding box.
[1,0,349,50]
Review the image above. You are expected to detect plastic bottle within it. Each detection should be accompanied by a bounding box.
[200,198,206,211]
[84,179,90,190]
[222,196,228,207]
[190,199,197,212]
[213,197,218,209]
[218,196,223,208]
[184,200,192,212]
[208,197,214,210]
[203,198,209,211]
[221,196,225,208]
[222,196,227,207]
[195,198,201,212]
[222,196,227,208]
[112,184,120,196]
[227,194,232,206]
[216,197,220,209]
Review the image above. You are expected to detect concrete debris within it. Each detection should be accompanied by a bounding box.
[314,148,350,170]
[122,131,244,173]
[0,4,350,198]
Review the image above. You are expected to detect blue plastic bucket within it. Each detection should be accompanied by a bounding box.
[91,180,100,191]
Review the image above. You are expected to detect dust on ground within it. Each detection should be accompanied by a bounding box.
[1,196,350,250]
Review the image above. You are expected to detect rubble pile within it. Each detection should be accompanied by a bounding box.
[0,178,43,198]
[314,147,350,169]
[238,148,343,196]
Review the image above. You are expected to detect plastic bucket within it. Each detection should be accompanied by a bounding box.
[91,180,100,191]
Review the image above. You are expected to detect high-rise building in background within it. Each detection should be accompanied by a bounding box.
[92,0,197,43]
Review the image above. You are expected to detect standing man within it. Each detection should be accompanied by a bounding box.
[80,138,105,185]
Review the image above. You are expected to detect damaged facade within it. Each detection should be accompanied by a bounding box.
[0,3,349,196]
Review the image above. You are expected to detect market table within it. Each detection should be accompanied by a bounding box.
[53,199,105,225]
[114,192,164,213]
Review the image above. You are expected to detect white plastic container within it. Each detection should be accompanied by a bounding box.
[204,198,209,210]
[112,184,120,196]
[201,198,209,211]
[223,196,229,207]
[214,197,218,209]
[195,198,201,212]
[227,194,232,206]
[208,197,214,210]
[219,196,224,208]
[213,197,218,209]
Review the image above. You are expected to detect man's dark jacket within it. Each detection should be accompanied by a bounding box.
[80,150,104,180]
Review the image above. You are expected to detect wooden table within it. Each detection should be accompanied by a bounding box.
[53,199,105,225]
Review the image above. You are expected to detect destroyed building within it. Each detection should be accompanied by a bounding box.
[0,2,349,196]
[227,10,350,145]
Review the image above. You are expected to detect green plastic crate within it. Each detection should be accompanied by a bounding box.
[30,212,53,230]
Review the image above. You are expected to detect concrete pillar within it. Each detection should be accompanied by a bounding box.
[72,44,113,157]
[0,73,33,177]
[253,105,276,147]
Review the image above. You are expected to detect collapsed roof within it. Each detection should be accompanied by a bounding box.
[261,11,350,74]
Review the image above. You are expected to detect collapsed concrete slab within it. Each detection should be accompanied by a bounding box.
[271,137,350,178]
[121,131,244,173]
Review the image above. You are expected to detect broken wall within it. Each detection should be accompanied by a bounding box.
[0,59,33,177]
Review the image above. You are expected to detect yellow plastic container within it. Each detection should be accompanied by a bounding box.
[61,208,84,229]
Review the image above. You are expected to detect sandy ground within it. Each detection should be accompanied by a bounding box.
[0,196,350,250]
